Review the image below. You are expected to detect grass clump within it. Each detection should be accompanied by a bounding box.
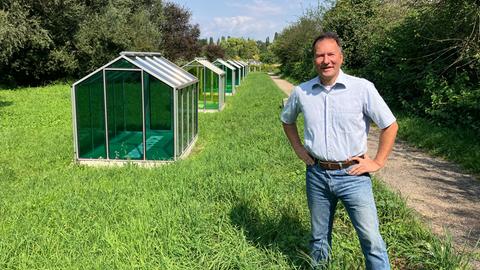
[395,114,480,176]
[0,73,471,269]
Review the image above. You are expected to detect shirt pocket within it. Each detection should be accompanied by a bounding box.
[333,111,363,133]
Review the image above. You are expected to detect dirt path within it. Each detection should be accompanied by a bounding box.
[271,75,480,268]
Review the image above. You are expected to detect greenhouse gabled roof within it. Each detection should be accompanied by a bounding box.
[73,52,197,90]
[232,60,245,67]
[226,60,242,69]
[213,59,235,70]
[121,52,198,89]
[185,58,225,76]
[238,60,248,66]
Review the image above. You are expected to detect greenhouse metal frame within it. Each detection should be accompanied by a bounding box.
[234,60,248,78]
[227,60,243,87]
[213,58,236,95]
[240,60,249,76]
[71,52,199,166]
[183,58,226,112]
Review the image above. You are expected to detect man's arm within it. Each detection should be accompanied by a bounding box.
[282,122,315,165]
[349,121,398,175]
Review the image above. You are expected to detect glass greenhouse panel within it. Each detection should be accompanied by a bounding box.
[189,67,206,110]
[189,85,194,141]
[194,85,198,135]
[144,74,174,160]
[75,72,106,159]
[107,58,136,69]
[226,68,233,93]
[106,70,143,160]
[175,89,180,157]
[205,69,219,110]
[235,67,240,86]
[182,88,189,151]
[178,88,183,152]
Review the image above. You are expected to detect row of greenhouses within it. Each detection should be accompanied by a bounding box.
[71,52,250,165]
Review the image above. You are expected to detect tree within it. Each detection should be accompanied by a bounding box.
[271,7,324,80]
[0,0,203,86]
[0,0,85,85]
[220,37,259,59]
[159,2,201,62]
[75,0,163,75]
[202,44,225,62]
[198,38,208,47]
[0,0,169,85]
[260,47,277,64]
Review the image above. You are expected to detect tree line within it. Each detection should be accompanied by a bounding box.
[0,0,276,87]
[0,0,204,86]
[271,0,479,132]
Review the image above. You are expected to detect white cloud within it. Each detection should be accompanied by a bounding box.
[228,0,284,16]
[194,0,328,40]
[201,15,278,40]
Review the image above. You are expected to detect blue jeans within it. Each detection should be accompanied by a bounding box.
[306,164,390,270]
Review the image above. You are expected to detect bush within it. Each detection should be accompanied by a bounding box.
[273,0,480,132]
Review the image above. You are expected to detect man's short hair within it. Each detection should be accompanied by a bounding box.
[312,32,343,54]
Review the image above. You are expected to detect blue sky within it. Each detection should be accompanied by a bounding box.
[167,0,326,41]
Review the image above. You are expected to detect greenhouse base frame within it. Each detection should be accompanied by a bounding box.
[74,135,198,167]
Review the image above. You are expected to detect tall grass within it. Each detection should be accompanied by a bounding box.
[396,114,480,176]
[0,73,471,269]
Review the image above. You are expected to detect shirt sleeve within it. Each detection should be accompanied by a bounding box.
[364,82,396,129]
[280,87,301,124]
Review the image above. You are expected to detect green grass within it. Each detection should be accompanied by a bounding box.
[0,73,472,269]
[396,114,480,176]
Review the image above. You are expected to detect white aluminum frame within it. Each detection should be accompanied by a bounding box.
[72,52,199,166]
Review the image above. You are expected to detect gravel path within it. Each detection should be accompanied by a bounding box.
[271,75,480,268]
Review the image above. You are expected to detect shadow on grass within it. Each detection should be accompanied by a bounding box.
[230,200,311,269]
[0,100,13,108]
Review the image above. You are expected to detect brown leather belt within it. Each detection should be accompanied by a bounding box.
[313,155,363,170]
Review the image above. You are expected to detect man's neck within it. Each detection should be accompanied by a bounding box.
[320,77,337,86]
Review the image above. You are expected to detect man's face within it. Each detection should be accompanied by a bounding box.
[313,38,343,84]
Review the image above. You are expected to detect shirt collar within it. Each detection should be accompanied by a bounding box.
[312,69,348,90]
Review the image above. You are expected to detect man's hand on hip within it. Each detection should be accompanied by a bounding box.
[347,154,381,175]
[294,145,315,166]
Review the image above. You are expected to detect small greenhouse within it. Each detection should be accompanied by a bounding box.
[71,52,199,165]
[235,60,248,78]
[183,58,226,112]
[231,60,245,80]
[213,59,236,95]
[240,60,249,76]
[227,60,242,87]
[248,60,262,72]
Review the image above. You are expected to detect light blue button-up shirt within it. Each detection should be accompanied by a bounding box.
[280,70,396,161]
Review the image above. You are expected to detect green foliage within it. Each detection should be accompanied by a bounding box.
[396,113,480,174]
[259,48,277,64]
[0,2,53,86]
[220,37,260,60]
[202,44,225,62]
[270,4,327,80]
[274,0,480,133]
[74,3,134,73]
[0,0,201,86]
[0,74,471,269]
[159,2,201,62]
[422,72,480,131]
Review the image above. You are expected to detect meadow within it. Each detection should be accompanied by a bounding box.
[0,73,470,269]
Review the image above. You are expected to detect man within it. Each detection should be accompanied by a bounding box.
[280,32,398,269]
